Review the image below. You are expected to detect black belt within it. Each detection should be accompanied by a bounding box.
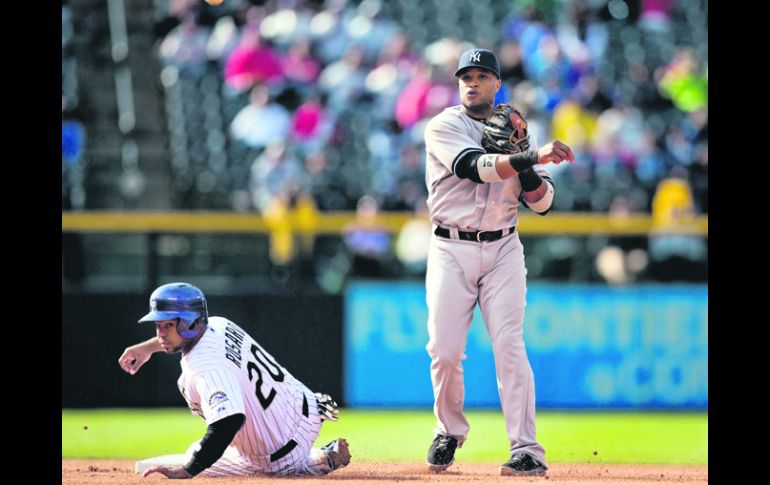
[269,394,310,462]
[434,225,516,242]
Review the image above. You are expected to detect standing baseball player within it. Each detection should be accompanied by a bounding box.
[118,282,351,478]
[423,48,574,476]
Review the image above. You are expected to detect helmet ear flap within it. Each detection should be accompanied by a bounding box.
[177,316,202,339]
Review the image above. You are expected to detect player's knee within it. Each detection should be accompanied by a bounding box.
[426,343,465,365]
[492,321,524,339]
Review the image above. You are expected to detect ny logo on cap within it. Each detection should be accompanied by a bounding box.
[469,50,481,63]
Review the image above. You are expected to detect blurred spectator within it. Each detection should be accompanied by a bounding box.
[557,0,608,66]
[423,37,472,81]
[309,0,354,64]
[394,198,431,275]
[526,33,569,86]
[638,0,674,32]
[595,245,629,285]
[224,25,284,93]
[302,150,349,211]
[574,73,612,113]
[262,194,294,269]
[62,98,86,210]
[345,0,401,63]
[634,126,669,195]
[342,195,393,277]
[550,95,597,150]
[229,85,290,149]
[158,12,211,76]
[657,47,708,113]
[626,60,668,110]
[377,30,420,76]
[289,94,334,155]
[206,15,240,63]
[394,62,434,130]
[393,143,427,211]
[363,30,420,121]
[595,193,651,285]
[498,39,528,88]
[153,0,209,40]
[248,140,302,213]
[62,118,85,175]
[258,1,316,48]
[317,44,368,114]
[281,39,322,89]
[665,126,694,167]
[647,169,707,281]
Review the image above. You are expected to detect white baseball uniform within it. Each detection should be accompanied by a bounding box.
[423,104,551,463]
[176,316,333,476]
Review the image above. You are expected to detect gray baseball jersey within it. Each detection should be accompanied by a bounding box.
[423,105,549,463]
[177,317,328,476]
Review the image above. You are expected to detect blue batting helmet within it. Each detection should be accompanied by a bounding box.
[138,282,208,338]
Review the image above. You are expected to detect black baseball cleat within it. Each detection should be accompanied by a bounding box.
[500,453,547,476]
[426,434,458,471]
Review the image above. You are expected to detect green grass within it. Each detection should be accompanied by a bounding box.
[62,408,707,465]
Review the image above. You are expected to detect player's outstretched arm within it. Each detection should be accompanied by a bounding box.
[118,337,163,375]
[143,465,192,479]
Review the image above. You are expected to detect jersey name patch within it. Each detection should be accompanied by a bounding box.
[224,322,245,368]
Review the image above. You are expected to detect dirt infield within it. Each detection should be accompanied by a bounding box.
[63,460,707,484]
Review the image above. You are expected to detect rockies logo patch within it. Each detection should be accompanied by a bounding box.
[208,391,229,408]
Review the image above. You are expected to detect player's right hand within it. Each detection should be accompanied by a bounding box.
[537,140,574,165]
[143,465,192,479]
[118,345,152,375]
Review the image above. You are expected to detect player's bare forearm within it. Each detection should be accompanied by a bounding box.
[131,337,164,354]
[118,337,163,375]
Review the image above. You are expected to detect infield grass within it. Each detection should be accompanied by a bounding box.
[62,408,707,464]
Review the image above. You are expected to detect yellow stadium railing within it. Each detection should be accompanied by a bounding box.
[62,211,708,236]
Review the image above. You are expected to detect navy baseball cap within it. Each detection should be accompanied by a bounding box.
[455,48,500,78]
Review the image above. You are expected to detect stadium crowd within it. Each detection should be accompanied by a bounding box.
[147,0,707,216]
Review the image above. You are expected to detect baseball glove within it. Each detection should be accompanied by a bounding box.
[481,103,530,154]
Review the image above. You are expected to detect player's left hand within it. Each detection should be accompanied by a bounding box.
[143,465,193,479]
[482,103,531,154]
[119,343,153,375]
